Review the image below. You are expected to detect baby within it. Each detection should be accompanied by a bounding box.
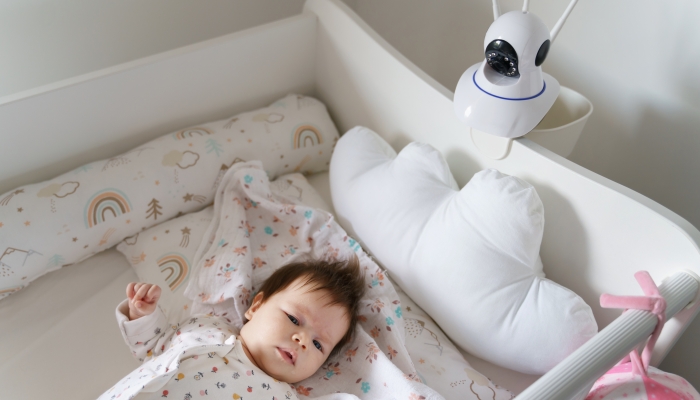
[99,257,365,400]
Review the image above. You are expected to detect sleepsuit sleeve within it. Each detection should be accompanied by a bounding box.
[116,299,173,362]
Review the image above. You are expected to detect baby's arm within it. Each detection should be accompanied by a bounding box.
[116,282,171,362]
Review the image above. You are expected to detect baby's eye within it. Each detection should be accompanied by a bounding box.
[313,340,322,351]
[286,314,299,325]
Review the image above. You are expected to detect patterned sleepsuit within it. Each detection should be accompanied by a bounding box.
[97,300,301,400]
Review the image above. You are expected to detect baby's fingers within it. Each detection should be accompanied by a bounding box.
[145,284,161,303]
[134,283,151,302]
[126,282,137,300]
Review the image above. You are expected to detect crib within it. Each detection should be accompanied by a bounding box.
[1,1,699,399]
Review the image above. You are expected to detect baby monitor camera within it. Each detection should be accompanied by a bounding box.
[454,0,579,138]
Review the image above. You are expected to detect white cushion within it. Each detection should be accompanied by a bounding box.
[329,126,597,374]
[0,94,338,300]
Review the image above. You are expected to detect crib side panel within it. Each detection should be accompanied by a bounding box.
[0,14,318,195]
[306,0,700,367]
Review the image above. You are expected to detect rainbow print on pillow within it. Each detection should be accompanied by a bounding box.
[84,189,133,228]
[157,252,191,292]
[293,124,324,149]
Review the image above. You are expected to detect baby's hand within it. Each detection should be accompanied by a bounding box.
[126,282,162,320]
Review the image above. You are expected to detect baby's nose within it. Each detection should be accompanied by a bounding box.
[294,336,306,350]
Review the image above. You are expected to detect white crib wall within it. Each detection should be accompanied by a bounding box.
[0,14,317,195]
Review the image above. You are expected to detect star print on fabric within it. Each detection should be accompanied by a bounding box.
[73,237,78,242]
[0,222,3,228]
[17,208,23,212]
[24,221,30,226]
[181,227,191,235]
[155,180,160,186]
[138,252,146,262]
[183,193,194,202]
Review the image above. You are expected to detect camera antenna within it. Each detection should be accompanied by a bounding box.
[522,0,530,13]
[550,0,579,43]
[492,0,501,20]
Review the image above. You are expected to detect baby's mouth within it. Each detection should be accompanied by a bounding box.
[277,347,296,365]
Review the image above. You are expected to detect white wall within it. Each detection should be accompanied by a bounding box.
[342,0,700,387]
[1,0,698,388]
[0,0,304,97]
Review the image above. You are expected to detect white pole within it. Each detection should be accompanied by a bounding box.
[550,0,579,42]
[522,0,530,13]
[492,0,501,20]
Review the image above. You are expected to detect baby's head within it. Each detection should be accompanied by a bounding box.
[239,256,365,383]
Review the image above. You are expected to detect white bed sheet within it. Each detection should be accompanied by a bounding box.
[0,171,538,399]
[0,249,139,399]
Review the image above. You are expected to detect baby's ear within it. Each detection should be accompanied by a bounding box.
[244,292,265,320]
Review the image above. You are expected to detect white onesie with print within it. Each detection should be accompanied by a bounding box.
[98,301,303,400]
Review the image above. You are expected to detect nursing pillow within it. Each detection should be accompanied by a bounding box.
[0,94,338,300]
[329,126,597,375]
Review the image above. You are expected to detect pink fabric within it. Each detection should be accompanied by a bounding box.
[586,271,700,400]
[587,364,699,400]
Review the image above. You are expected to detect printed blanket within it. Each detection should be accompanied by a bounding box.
[184,161,443,400]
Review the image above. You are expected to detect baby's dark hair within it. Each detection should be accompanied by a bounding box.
[255,255,365,359]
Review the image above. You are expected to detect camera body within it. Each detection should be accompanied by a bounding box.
[453,10,561,138]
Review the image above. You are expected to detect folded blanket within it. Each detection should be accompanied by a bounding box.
[184,161,442,400]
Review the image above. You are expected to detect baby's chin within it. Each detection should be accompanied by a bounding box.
[265,365,317,384]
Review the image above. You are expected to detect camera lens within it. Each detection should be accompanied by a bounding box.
[485,40,519,77]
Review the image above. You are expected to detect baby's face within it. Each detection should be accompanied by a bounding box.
[239,278,350,383]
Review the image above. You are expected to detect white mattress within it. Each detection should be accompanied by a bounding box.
[0,171,537,399]
[0,249,139,399]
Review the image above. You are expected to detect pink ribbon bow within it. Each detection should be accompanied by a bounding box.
[600,271,666,375]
